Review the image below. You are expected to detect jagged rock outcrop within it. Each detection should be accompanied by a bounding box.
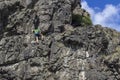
[0,0,120,80]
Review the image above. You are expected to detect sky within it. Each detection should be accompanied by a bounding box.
[81,0,120,31]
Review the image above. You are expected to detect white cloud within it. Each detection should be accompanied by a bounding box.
[81,0,120,31]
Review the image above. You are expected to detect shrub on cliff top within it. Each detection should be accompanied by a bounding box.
[72,14,92,26]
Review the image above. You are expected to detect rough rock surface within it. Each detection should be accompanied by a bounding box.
[0,0,120,80]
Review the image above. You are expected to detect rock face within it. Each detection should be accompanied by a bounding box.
[0,0,120,80]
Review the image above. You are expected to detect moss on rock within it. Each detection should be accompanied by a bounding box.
[72,14,92,26]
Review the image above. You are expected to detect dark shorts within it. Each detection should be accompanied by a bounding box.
[35,33,40,37]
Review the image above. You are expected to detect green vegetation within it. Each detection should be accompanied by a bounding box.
[82,15,92,26]
[72,14,92,26]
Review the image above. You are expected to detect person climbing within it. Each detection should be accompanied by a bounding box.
[32,12,43,43]
[33,27,43,43]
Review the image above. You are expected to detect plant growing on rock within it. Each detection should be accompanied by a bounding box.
[72,14,92,26]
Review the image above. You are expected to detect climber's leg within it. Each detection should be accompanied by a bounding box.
[35,36,39,43]
[35,33,40,43]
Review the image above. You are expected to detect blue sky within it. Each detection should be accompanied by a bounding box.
[81,0,120,31]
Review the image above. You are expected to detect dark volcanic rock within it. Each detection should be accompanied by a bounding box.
[0,0,120,80]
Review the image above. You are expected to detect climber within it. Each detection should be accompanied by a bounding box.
[32,12,43,43]
[33,27,43,43]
